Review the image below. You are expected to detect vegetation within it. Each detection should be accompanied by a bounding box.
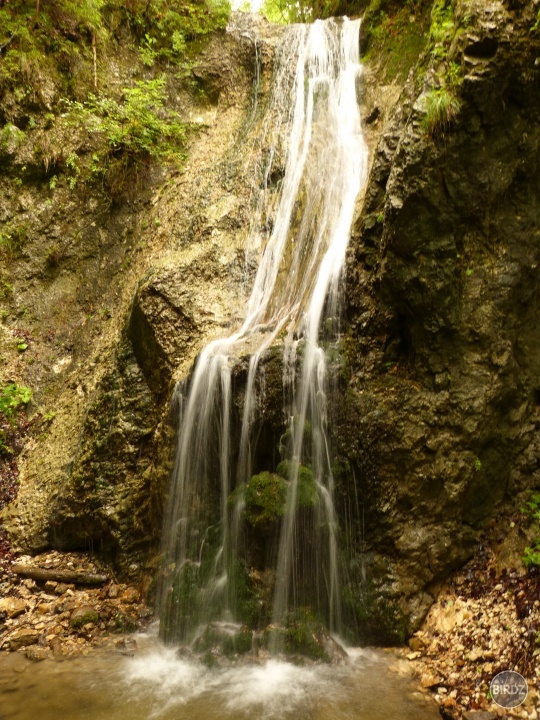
[0,383,32,455]
[276,459,319,509]
[0,223,27,259]
[421,87,461,137]
[0,0,230,195]
[359,0,431,83]
[418,0,463,138]
[0,384,32,423]
[58,77,187,193]
[522,491,540,568]
[243,471,288,527]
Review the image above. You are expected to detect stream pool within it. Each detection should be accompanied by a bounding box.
[0,635,440,720]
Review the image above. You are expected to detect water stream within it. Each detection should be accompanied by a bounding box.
[160,16,369,647]
[0,635,441,720]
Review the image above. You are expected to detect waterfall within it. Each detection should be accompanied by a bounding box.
[159,16,368,647]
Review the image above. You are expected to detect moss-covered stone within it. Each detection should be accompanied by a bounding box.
[193,623,253,657]
[160,561,200,644]
[265,608,331,662]
[244,471,287,528]
[69,606,99,629]
[275,460,319,509]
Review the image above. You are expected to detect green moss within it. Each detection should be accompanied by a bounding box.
[113,610,138,633]
[267,608,330,661]
[276,460,319,509]
[362,1,430,83]
[341,557,408,645]
[278,416,312,462]
[244,471,287,527]
[69,607,99,629]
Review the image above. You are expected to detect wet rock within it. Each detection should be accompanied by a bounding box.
[8,628,40,650]
[0,598,27,619]
[24,645,50,662]
[121,588,140,604]
[193,622,253,659]
[69,606,99,630]
[49,636,63,658]
[421,673,443,688]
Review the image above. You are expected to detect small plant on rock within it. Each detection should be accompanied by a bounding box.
[421,87,461,138]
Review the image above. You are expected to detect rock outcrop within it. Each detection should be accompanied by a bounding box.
[342,0,540,635]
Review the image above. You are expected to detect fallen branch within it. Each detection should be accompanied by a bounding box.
[12,564,108,586]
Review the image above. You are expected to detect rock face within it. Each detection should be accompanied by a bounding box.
[2,16,281,577]
[340,0,540,635]
[3,2,540,644]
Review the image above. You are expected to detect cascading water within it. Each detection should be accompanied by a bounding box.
[159,16,369,649]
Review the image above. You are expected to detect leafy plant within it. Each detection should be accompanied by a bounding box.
[531,8,540,33]
[429,0,454,45]
[523,542,540,568]
[139,33,157,67]
[522,491,540,523]
[0,383,32,421]
[521,491,540,568]
[67,77,186,162]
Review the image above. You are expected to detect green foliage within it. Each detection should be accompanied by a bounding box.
[0,383,32,420]
[522,491,540,523]
[0,223,27,259]
[122,0,230,63]
[521,491,540,568]
[66,78,186,161]
[523,542,540,568]
[0,279,14,299]
[531,8,540,33]
[429,0,453,45]
[139,33,158,67]
[421,87,461,138]
[0,383,32,455]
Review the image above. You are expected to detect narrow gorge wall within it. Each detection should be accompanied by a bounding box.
[341,0,540,633]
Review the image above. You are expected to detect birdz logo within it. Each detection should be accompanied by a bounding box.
[490,670,528,709]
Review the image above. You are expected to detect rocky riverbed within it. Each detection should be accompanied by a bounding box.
[0,550,153,660]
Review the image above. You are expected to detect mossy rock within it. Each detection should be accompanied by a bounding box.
[160,561,201,643]
[276,460,319,509]
[278,416,312,462]
[193,622,253,657]
[244,471,287,528]
[113,610,138,634]
[69,605,99,629]
[264,608,332,662]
